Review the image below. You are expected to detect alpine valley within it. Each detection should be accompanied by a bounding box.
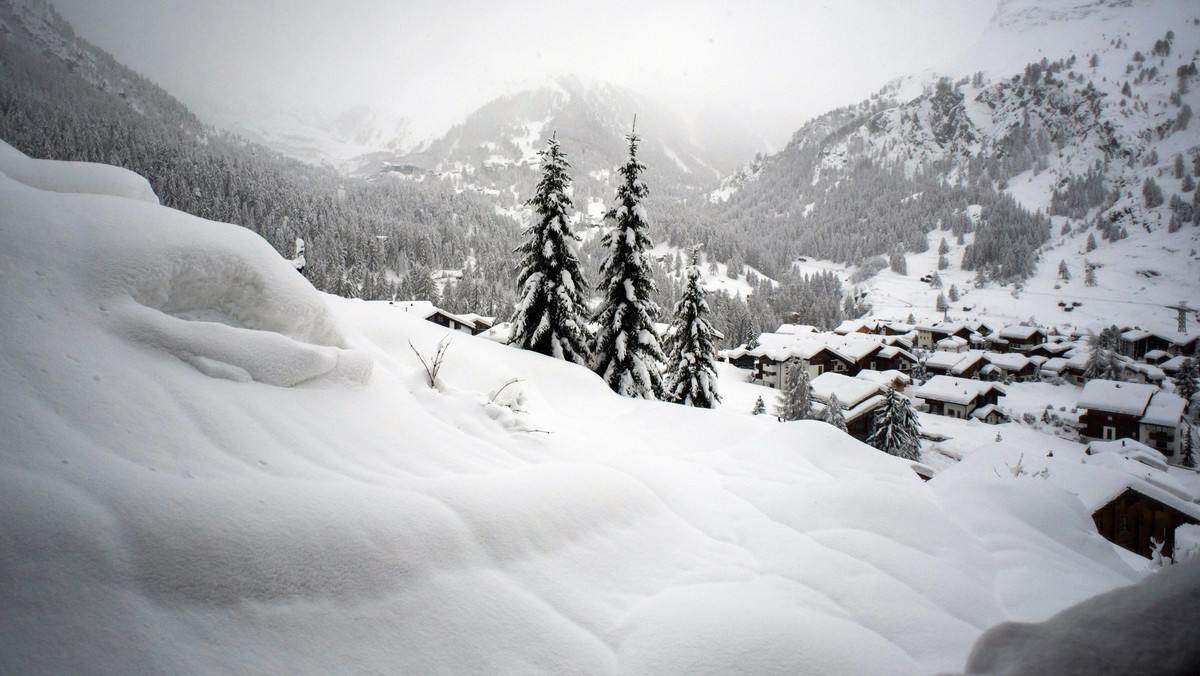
[3,0,1200,673]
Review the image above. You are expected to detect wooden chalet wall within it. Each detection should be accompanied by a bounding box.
[1092,488,1199,558]
[1080,409,1142,441]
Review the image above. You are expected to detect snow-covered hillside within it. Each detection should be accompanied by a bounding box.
[709,0,1200,334]
[0,146,1156,673]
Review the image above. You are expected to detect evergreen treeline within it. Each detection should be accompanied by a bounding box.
[0,25,521,317]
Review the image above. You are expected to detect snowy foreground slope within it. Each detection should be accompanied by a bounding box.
[0,147,1148,674]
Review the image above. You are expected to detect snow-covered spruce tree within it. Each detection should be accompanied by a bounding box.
[867,387,922,461]
[1058,259,1071,281]
[1181,423,1196,469]
[663,250,721,407]
[1084,326,1127,382]
[775,366,814,421]
[508,135,592,365]
[752,396,767,415]
[592,129,665,398]
[1174,358,1198,408]
[821,393,848,432]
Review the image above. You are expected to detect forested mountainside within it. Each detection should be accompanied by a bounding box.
[703,0,1200,291]
[0,0,522,320]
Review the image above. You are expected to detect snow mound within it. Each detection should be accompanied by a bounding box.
[961,558,1200,675]
[0,151,1150,674]
[0,139,159,204]
[0,146,370,387]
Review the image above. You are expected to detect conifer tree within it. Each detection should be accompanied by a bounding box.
[1084,326,1128,381]
[948,284,960,302]
[1058,259,1071,281]
[752,396,767,416]
[1086,233,1097,252]
[663,250,721,408]
[936,292,948,312]
[592,127,665,398]
[509,135,592,364]
[1181,423,1196,468]
[406,262,440,303]
[1174,358,1199,407]
[775,366,814,421]
[867,387,922,460]
[1084,261,1097,287]
[821,393,848,432]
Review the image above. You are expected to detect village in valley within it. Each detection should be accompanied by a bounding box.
[7,0,1200,672]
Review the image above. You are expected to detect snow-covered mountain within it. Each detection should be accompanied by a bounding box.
[380,75,762,206]
[201,103,417,170]
[707,0,1200,333]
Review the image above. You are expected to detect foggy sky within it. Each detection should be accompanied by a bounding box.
[51,0,998,149]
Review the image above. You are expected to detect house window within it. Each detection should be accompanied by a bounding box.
[834,361,846,372]
[1103,426,1116,440]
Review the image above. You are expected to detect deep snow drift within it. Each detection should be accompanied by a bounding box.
[0,145,1155,673]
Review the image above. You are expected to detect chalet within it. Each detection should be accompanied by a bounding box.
[1126,362,1167,386]
[1092,487,1200,559]
[747,329,910,388]
[914,375,1006,421]
[924,350,986,380]
[1118,330,1154,360]
[1165,332,1200,358]
[1078,380,1158,442]
[1039,357,1069,380]
[855,369,912,393]
[719,346,758,370]
[870,345,917,374]
[1029,341,1074,359]
[392,301,479,335]
[936,335,969,353]
[915,323,972,349]
[1077,380,1187,460]
[1143,349,1173,365]
[982,352,1037,382]
[996,326,1047,353]
[810,372,886,441]
[880,322,915,336]
[1058,439,1200,560]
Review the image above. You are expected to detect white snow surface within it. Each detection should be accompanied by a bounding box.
[0,151,1149,673]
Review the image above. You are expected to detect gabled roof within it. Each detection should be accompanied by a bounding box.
[984,352,1032,371]
[914,375,1006,405]
[811,372,884,409]
[1077,380,1158,416]
[1120,329,1152,342]
[998,325,1045,340]
[971,403,1002,420]
[1141,392,1187,427]
[1040,357,1069,374]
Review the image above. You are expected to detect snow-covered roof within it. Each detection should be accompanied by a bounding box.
[971,403,1002,421]
[1119,329,1152,342]
[984,352,1031,371]
[936,336,968,349]
[812,393,886,425]
[855,369,911,388]
[1141,392,1186,427]
[1159,355,1190,373]
[915,375,1006,405]
[748,330,888,364]
[1127,362,1166,381]
[950,353,987,376]
[998,326,1044,340]
[926,350,972,370]
[1076,380,1158,416]
[1040,357,1069,375]
[1144,349,1171,361]
[1149,330,1200,346]
[1086,439,1169,472]
[811,372,884,409]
